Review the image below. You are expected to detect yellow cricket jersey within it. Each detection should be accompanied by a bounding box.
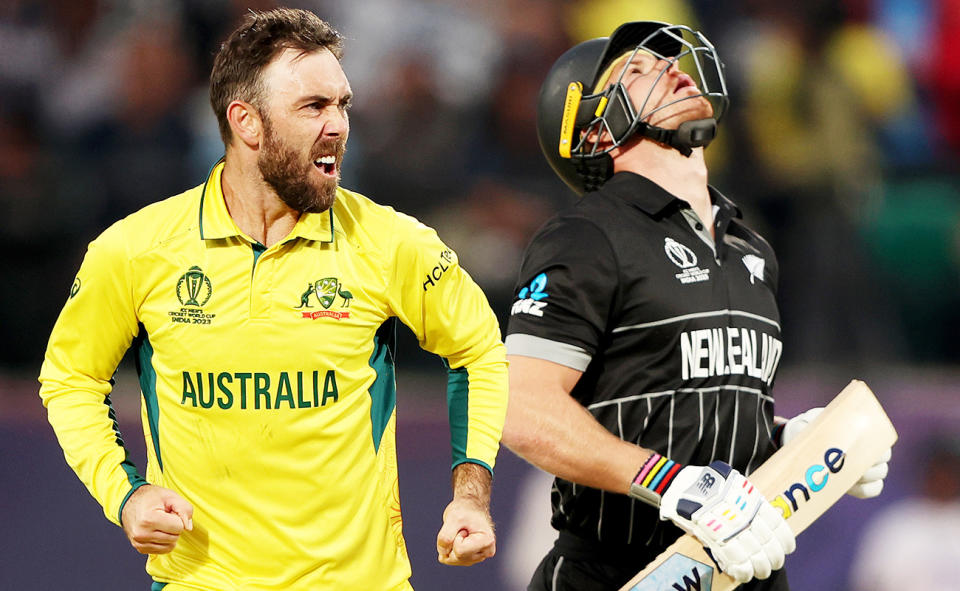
[38,161,508,590]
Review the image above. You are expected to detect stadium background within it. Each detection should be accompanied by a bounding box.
[1,0,958,588]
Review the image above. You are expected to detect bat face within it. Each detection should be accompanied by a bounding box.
[769,447,845,520]
[627,554,714,590]
[621,381,898,591]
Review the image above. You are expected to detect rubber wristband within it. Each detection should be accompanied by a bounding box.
[628,453,683,507]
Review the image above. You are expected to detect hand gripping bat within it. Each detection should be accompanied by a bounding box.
[620,380,898,591]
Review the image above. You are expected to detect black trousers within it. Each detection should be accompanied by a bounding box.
[527,531,790,591]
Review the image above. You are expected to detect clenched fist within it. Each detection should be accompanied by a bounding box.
[120,484,193,554]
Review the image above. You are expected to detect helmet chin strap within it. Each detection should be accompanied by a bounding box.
[575,153,614,193]
[573,118,716,192]
[573,108,717,192]
[637,118,718,157]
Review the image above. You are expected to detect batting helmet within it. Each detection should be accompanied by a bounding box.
[536,21,729,195]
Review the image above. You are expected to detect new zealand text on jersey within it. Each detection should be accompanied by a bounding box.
[680,327,782,385]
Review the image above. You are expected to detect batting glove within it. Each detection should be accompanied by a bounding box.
[778,407,891,498]
[628,454,795,583]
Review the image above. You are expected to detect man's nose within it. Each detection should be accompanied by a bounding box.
[323,107,348,136]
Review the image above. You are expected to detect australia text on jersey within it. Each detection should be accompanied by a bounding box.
[180,370,340,410]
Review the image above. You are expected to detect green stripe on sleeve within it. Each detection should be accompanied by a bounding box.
[106,391,147,523]
[134,327,163,471]
[446,366,469,469]
[368,320,397,453]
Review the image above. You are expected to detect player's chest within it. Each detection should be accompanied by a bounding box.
[132,241,388,355]
[618,227,779,325]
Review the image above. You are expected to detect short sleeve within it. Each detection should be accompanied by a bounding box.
[505,215,618,370]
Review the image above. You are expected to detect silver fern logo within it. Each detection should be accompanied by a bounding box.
[742,254,765,284]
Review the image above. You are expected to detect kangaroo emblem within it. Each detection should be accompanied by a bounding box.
[294,283,314,308]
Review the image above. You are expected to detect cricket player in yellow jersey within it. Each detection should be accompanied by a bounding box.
[38,8,508,590]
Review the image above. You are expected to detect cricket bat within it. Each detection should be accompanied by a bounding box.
[619,380,898,591]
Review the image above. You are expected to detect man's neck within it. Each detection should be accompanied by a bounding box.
[220,155,301,247]
[614,141,713,232]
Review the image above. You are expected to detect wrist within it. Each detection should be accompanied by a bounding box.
[628,452,683,507]
[451,462,492,508]
[772,418,787,447]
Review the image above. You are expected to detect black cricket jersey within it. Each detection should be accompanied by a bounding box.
[506,171,783,549]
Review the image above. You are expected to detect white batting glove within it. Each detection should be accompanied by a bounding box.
[777,407,824,447]
[629,455,795,583]
[779,407,891,498]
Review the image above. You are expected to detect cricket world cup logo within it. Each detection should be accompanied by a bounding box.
[176,266,213,307]
[664,237,698,269]
[664,237,710,284]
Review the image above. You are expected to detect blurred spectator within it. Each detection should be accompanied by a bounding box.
[425,177,555,307]
[0,106,66,369]
[562,0,697,42]
[47,15,197,230]
[346,45,480,214]
[930,0,960,159]
[849,436,960,590]
[859,176,960,361]
[0,2,59,112]
[725,4,905,366]
[872,0,937,165]
[323,0,504,215]
[469,1,572,186]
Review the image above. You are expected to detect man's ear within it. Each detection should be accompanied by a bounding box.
[226,100,263,148]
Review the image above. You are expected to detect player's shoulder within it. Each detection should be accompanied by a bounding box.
[334,185,402,225]
[518,202,616,274]
[533,179,651,244]
[95,184,203,258]
[333,186,439,247]
[729,215,776,259]
[528,197,613,248]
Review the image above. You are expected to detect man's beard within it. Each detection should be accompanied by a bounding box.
[258,118,345,214]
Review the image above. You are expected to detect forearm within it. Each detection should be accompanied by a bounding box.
[38,223,144,524]
[392,231,508,472]
[502,355,651,494]
[41,377,145,524]
[447,343,508,472]
[451,461,492,508]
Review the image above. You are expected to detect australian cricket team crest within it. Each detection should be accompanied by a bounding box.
[169,266,216,325]
[296,276,353,320]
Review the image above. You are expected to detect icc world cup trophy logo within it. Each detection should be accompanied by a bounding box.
[176,266,213,307]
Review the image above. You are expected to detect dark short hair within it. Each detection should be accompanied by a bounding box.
[210,8,344,145]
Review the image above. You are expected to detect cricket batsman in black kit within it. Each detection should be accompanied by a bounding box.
[502,21,890,590]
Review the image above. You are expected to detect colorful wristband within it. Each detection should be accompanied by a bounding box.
[628,452,683,507]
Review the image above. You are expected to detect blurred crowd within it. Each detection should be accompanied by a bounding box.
[1,0,958,373]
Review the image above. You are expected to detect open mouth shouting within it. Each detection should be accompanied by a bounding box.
[314,154,338,178]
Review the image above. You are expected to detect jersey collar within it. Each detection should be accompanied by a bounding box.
[602,171,742,220]
[198,158,335,244]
